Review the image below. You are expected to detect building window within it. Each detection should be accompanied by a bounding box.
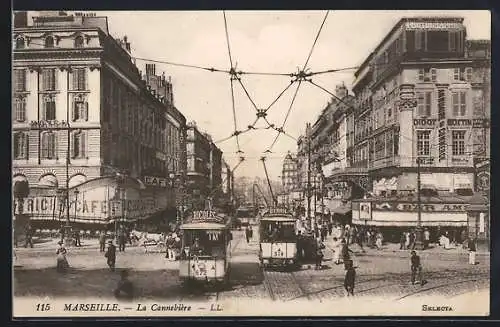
[45,36,54,48]
[41,132,56,159]
[452,130,466,156]
[415,30,424,50]
[43,96,56,120]
[72,131,86,158]
[41,68,56,91]
[14,69,27,92]
[416,91,432,116]
[71,68,87,90]
[452,91,467,117]
[14,97,27,122]
[453,67,473,82]
[418,68,435,82]
[74,35,84,48]
[73,96,88,121]
[417,130,431,156]
[13,132,28,159]
[16,37,25,49]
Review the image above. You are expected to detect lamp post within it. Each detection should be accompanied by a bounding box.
[73,189,79,223]
[414,156,424,250]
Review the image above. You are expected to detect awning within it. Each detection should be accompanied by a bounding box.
[352,219,466,227]
[332,205,352,215]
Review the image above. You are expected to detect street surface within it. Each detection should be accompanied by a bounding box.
[14,230,489,302]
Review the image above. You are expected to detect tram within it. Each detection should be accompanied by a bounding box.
[179,210,232,286]
[236,205,258,227]
[259,207,298,269]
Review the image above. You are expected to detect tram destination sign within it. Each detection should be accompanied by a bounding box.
[266,207,291,215]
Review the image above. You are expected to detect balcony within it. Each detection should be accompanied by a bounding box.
[369,156,401,171]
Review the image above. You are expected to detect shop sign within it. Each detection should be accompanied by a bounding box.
[472,119,489,128]
[416,157,434,165]
[30,120,69,128]
[406,22,463,30]
[13,196,159,218]
[359,202,372,220]
[144,176,168,188]
[447,119,472,127]
[373,202,467,212]
[413,119,436,126]
[267,207,290,215]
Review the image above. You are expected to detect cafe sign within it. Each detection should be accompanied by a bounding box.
[406,22,463,31]
[373,202,467,212]
[143,176,169,188]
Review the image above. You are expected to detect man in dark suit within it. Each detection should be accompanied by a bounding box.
[105,240,117,272]
[410,250,423,285]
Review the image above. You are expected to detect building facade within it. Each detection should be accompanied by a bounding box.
[185,122,223,210]
[12,11,186,231]
[281,151,299,192]
[348,17,490,241]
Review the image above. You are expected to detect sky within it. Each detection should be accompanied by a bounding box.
[97,10,490,181]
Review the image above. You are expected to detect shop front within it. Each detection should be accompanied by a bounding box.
[352,196,472,243]
[12,176,176,233]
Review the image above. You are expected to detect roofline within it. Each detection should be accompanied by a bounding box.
[354,16,465,77]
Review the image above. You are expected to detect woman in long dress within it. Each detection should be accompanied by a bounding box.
[332,237,341,264]
[56,241,69,272]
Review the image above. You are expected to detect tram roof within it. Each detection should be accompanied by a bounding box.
[260,215,295,222]
[180,222,229,230]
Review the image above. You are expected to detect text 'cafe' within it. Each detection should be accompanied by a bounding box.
[13,176,176,230]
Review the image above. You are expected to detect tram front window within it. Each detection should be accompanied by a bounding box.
[183,230,225,259]
[260,221,295,242]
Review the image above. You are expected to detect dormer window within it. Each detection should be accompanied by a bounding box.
[16,37,25,49]
[45,36,54,48]
[74,35,84,48]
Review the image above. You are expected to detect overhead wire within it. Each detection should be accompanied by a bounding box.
[302,10,330,71]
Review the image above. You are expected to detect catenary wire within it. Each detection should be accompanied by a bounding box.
[302,10,330,70]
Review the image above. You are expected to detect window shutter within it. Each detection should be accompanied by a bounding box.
[465,67,473,82]
[425,92,432,116]
[73,133,79,158]
[72,70,78,90]
[418,69,424,81]
[13,133,20,158]
[81,132,86,158]
[41,133,48,158]
[460,91,467,116]
[453,68,460,81]
[84,102,89,121]
[430,68,437,82]
[452,92,459,116]
[42,70,48,91]
[48,133,55,158]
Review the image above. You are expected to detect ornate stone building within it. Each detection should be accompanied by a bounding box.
[12,11,187,230]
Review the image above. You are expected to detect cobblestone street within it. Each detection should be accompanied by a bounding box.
[14,230,489,303]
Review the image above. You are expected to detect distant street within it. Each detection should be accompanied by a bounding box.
[14,230,489,302]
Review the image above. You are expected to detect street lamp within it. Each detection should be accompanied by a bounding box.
[414,156,424,250]
[73,189,79,223]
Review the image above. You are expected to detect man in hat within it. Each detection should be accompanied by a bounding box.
[105,240,117,272]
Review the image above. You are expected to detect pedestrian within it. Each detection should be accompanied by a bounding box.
[423,228,430,249]
[409,230,416,250]
[321,224,328,243]
[249,225,253,240]
[59,225,65,243]
[105,240,117,272]
[375,231,384,250]
[327,220,333,236]
[332,237,341,264]
[24,224,34,248]
[410,250,423,285]
[400,232,407,250]
[296,230,303,261]
[114,270,134,301]
[56,241,69,272]
[117,229,126,252]
[315,238,325,270]
[74,230,81,247]
[245,226,251,243]
[99,230,107,252]
[341,238,354,269]
[356,230,365,253]
[468,237,477,265]
[344,259,356,296]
